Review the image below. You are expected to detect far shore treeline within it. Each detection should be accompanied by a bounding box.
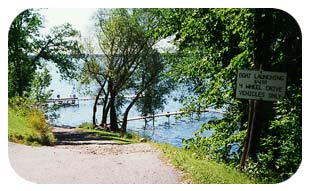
[8,8,301,183]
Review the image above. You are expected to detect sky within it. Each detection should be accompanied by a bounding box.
[39,8,176,52]
[39,8,97,37]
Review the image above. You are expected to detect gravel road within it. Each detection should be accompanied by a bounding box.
[8,127,181,184]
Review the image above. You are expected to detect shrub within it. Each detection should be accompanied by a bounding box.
[8,97,56,146]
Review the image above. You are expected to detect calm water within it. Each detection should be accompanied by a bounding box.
[47,63,222,147]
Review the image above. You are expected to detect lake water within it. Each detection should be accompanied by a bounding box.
[47,63,222,147]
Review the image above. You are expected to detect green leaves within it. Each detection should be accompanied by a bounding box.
[29,67,52,103]
[8,9,81,98]
[257,85,302,181]
[8,9,43,97]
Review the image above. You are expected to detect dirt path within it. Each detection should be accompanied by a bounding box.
[8,127,181,184]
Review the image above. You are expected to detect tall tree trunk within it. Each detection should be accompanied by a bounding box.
[101,102,109,126]
[121,90,144,132]
[93,85,105,126]
[121,101,134,133]
[109,91,119,132]
[121,110,129,133]
[246,9,267,160]
[92,102,97,126]
[241,9,270,163]
[100,91,110,127]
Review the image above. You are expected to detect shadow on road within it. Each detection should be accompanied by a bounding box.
[52,128,126,146]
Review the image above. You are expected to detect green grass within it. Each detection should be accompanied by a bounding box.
[154,143,258,184]
[78,122,142,144]
[8,107,55,146]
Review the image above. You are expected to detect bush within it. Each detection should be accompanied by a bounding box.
[244,85,302,182]
[8,97,56,146]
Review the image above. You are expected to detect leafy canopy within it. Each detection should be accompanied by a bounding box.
[8,9,81,98]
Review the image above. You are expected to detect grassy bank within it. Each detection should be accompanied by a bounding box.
[8,107,55,146]
[155,143,258,184]
[78,122,142,144]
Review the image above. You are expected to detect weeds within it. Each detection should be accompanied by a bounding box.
[8,97,55,146]
[155,143,258,184]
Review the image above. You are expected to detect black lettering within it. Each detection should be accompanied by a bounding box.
[239,72,251,78]
[254,74,284,81]
[245,84,262,90]
[254,79,267,85]
[239,90,265,98]
[266,86,283,92]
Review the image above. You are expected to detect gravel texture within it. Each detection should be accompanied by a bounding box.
[8,127,181,184]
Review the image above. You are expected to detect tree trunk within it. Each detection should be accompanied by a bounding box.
[239,9,266,167]
[121,91,144,132]
[120,102,134,133]
[242,9,269,162]
[100,91,110,128]
[92,104,97,126]
[101,104,108,126]
[93,86,105,126]
[109,92,119,132]
[121,110,129,133]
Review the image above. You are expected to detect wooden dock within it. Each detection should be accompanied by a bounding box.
[47,96,224,124]
[121,108,224,123]
[48,94,142,104]
[47,97,79,107]
[96,108,224,128]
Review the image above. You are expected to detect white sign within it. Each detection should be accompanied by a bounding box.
[236,69,287,101]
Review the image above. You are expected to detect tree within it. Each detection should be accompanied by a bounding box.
[8,9,81,98]
[9,9,42,97]
[80,9,169,132]
[119,49,170,132]
[28,67,53,103]
[152,8,301,182]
